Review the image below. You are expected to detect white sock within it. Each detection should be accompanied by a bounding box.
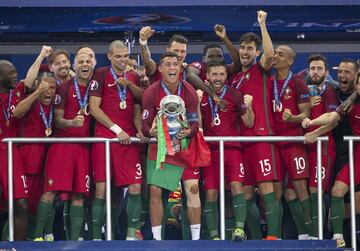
[152,225,162,240]
[333,233,344,240]
[190,224,201,240]
[298,234,309,240]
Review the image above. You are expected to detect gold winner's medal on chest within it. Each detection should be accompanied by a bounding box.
[119,100,127,110]
[45,128,52,137]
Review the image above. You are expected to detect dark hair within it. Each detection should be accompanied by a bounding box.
[168,34,188,48]
[129,53,138,61]
[47,49,70,66]
[339,58,359,73]
[159,51,179,64]
[203,43,223,56]
[206,60,226,72]
[239,32,261,50]
[37,71,55,83]
[307,54,329,70]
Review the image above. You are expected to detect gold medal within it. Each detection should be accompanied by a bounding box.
[45,128,52,137]
[5,120,9,128]
[119,100,127,110]
[78,108,85,116]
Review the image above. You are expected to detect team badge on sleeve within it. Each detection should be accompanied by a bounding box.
[142,109,149,120]
[54,94,61,105]
[90,80,99,91]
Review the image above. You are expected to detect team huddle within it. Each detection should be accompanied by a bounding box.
[0,10,359,247]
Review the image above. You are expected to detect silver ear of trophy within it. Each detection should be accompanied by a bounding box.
[159,95,186,155]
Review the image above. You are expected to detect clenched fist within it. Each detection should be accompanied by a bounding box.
[282,108,293,121]
[257,10,267,25]
[214,24,226,40]
[244,94,253,108]
[139,26,155,43]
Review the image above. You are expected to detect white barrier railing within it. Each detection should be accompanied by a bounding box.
[3,135,352,248]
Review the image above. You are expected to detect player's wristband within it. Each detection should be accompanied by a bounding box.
[110,124,123,135]
[139,38,148,46]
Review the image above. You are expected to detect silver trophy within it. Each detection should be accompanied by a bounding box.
[159,95,187,155]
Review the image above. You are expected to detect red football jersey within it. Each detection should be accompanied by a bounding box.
[54,78,91,137]
[229,62,274,136]
[91,67,140,138]
[271,75,310,136]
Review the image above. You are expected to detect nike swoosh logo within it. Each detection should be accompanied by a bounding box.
[355,115,360,119]
[108,83,117,87]
[72,94,77,97]
[193,171,200,175]
[297,170,305,174]
[135,176,142,180]
[201,103,208,107]
[131,218,140,222]
[263,172,271,176]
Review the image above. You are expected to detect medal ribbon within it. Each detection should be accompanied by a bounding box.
[208,85,227,122]
[273,71,293,107]
[39,103,53,129]
[110,67,127,103]
[233,74,245,90]
[73,78,90,110]
[56,79,62,86]
[161,81,182,96]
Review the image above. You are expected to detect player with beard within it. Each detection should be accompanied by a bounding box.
[12,72,56,240]
[33,53,94,241]
[90,40,145,240]
[301,54,339,239]
[142,52,202,240]
[271,45,313,239]
[0,60,28,240]
[227,11,280,240]
[186,24,241,109]
[200,60,254,241]
[301,72,360,247]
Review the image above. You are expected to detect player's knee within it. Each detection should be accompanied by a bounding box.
[71,193,84,206]
[41,191,56,203]
[185,182,200,208]
[206,189,218,202]
[95,182,106,199]
[14,199,28,218]
[332,184,347,197]
[150,186,162,201]
[128,183,141,194]
[284,188,297,201]
[230,181,243,195]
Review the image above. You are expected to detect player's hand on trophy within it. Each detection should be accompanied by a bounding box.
[40,45,53,59]
[310,96,321,108]
[177,128,191,139]
[282,108,293,121]
[139,26,155,44]
[257,10,267,25]
[136,131,150,143]
[301,118,312,129]
[71,115,85,127]
[117,130,131,144]
[304,132,317,144]
[214,24,227,40]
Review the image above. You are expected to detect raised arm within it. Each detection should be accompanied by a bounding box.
[13,81,49,118]
[24,46,52,89]
[139,26,157,76]
[258,10,274,71]
[214,24,241,74]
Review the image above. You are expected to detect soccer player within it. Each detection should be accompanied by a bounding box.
[302,54,339,238]
[200,60,254,241]
[0,60,28,240]
[142,51,201,240]
[33,53,95,241]
[90,40,145,240]
[228,10,280,240]
[301,73,360,247]
[186,24,241,109]
[271,45,313,239]
[13,72,56,240]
